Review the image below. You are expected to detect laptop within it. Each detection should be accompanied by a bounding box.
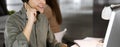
[103,10,120,47]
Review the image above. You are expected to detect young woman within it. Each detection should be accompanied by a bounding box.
[4,0,67,47]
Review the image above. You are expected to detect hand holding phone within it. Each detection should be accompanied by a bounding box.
[25,3,37,23]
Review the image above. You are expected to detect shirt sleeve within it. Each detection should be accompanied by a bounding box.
[4,16,28,47]
[47,25,63,47]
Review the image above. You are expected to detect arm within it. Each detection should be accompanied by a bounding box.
[4,16,29,47]
[23,19,34,41]
[5,14,35,47]
[4,3,37,47]
[23,2,37,41]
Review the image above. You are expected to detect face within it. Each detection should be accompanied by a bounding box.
[28,0,46,13]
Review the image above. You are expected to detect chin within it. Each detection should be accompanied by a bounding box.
[40,10,44,13]
[40,11,44,14]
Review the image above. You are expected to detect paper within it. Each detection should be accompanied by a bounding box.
[54,28,67,42]
[71,37,103,47]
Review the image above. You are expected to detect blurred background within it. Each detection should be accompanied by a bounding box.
[0,0,120,47]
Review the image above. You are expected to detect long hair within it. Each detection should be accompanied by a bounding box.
[46,0,62,25]
[22,0,62,24]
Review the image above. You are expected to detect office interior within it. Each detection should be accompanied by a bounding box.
[0,0,120,47]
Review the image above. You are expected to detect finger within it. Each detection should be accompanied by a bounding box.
[32,8,37,12]
[24,3,28,9]
[24,3,32,10]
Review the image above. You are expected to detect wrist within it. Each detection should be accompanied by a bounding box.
[61,43,67,47]
[23,30,29,41]
[27,20,34,24]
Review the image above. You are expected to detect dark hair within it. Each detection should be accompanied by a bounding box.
[22,0,62,24]
[46,0,62,25]
[21,0,29,3]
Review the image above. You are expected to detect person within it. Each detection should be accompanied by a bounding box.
[44,0,62,33]
[4,0,67,47]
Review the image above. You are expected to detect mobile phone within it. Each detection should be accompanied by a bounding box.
[26,2,41,15]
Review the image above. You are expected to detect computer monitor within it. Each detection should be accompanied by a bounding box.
[103,10,120,47]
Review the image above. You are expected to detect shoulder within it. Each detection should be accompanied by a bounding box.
[7,12,22,23]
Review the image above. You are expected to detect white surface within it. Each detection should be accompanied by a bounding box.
[110,4,120,8]
[54,28,67,42]
[101,6,112,20]
[7,0,22,4]
[71,44,79,47]
[103,11,116,47]
[71,37,103,47]
[7,0,23,12]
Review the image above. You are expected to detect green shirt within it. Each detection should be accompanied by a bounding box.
[4,7,62,47]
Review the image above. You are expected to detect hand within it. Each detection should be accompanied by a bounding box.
[61,43,67,47]
[96,42,103,47]
[24,3,37,23]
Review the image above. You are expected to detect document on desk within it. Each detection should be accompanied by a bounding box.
[71,37,103,47]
